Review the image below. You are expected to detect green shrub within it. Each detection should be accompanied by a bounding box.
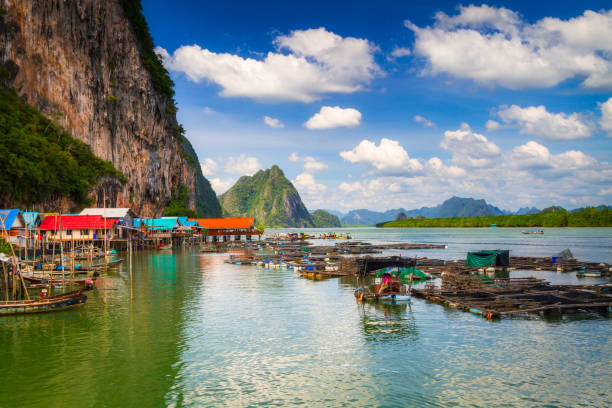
[0,87,126,207]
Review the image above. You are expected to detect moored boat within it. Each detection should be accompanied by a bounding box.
[0,290,87,315]
[521,229,544,234]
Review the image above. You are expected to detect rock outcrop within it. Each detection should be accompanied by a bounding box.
[0,0,221,217]
[220,165,314,228]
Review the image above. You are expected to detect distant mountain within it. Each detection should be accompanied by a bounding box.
[341,208,408,225]
[515,206,540,215]
[310,210,342,228]
[435,197,504,218]
[321,209,345,219]
[220,165,314,228]
[341,196,507,225]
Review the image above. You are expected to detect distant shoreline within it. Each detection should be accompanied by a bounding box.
[376,207,611,228]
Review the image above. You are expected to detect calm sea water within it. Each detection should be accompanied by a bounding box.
[0,228,610,407]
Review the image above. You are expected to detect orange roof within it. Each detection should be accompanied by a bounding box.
[189,218,254,229]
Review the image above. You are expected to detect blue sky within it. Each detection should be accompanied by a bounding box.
[142,1,612,212]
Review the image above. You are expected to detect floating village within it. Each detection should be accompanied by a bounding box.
[1,207,611,320]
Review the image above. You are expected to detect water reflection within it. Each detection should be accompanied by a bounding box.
[358,301,419,343]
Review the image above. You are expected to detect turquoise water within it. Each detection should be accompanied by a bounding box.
[0,228,610,407]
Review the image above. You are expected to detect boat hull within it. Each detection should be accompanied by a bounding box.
[0,291,87,315]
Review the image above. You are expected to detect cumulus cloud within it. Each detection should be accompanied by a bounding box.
[406,6,612,89]
[510,141,595,175]
[288,152,328,173]
[496,105,592,140]
[157,27,380,102]
[209,178,233,194]
[601,97,612,137]
[486,120,500,131]
[440,123,501,168]
[414,115,435,128]
[200,158,217,176]
[332,137,608,212]
[340,138,423,174]
[292,173,327,195]
[223,154,262,175]
[390,46,411,58]
[264,116,284,128]
[304,106,362,130]
[427,157,466,178]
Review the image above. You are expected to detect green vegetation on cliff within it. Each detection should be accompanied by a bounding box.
[174,126,222,217]
[120,0,175,102]
[164,184,197,218]
[311,210,342,228]
[379,207,612,228]
[121,0,221,217]
[0,87,125,208]
[220,165,314,228]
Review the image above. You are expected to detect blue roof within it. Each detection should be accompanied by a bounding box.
[134,218,180,230]
[0,209,23,230]
[22,212,41,229]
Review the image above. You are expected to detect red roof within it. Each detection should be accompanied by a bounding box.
[39,215,118,230]
[189,218,254,229]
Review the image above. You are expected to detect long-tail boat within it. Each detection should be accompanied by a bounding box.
[0,290,87,315]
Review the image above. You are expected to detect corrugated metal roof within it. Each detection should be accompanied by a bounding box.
[134,218,179,230]
[0,209,24,230]
[80,208,136,218]
[39,215,118,230]
[189,218,254,229]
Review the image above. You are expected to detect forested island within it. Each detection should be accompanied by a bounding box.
[378,206,612,228]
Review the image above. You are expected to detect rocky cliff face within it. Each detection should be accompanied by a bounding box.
[0,0,220,217]
[220,165,314,228]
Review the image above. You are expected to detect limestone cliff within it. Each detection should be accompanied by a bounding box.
[0,0,221,217]
[220,165,315,228]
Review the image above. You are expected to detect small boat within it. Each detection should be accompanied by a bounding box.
[0,290,87,315]
[582,271,602,278]
[378,294,411,302]
[159,243,172,250]
[522,229,544,235]
[22,275,96,288]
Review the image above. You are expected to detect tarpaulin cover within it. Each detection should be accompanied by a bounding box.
[466,250,510,267]
[375,267,428,280]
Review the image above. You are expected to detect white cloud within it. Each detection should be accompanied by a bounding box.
[200,158,217,176]
[288,152,328,173]
[264,116,284,128]
[414,115,435,128]
[340,138,423,174]
[157,27,380,103]
[406,7,612,90]
[486,120,500,131]
[304,106,362,130]
[224,154,262,175]
[390,46,411,58]
[496,105,592,140]
[292,173,327,195]
[600,97,612,137]
[331,138,608,212]
[440,123,501,168]
[202,107,217,115]
[209,178,233,194]
[511,141,596,173]
[427,157,466,178]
